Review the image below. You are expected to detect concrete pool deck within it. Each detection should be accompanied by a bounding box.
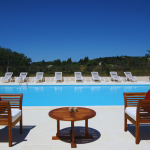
[0,106,150,150]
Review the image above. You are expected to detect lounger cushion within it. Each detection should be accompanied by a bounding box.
[11,109,21,122]
[125,107,136,121]
[145,90,150,100]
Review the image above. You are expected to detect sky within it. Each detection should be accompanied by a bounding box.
[0,0,150,62]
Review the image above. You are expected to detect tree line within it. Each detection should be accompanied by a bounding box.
[0,46,32,66]
[31,55,148,67]
[0,46,150,76]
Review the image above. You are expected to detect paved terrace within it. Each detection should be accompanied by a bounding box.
[0,77,150,149]
[0,106,150,150]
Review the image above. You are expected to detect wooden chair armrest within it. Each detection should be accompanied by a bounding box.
[136,99,150,123]
[0,101,11,124]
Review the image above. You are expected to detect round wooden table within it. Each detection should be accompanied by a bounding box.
[49,107,96,148]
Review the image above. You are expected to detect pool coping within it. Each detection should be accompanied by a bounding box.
[22,106,124,110]
[0,81,150,85]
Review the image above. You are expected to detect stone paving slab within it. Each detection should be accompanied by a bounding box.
[0,107,150,150]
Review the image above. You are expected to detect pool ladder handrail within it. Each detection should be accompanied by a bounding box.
[26,77,28,86]
[19,77,22,86]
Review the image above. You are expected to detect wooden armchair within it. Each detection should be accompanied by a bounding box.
[124,92,150,144]
[0,94,23,147]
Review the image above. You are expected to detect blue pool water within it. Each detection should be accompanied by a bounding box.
[0,85,150,106]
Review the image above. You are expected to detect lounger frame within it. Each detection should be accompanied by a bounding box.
[91,72,101,82]
[34,72,44,82]
[1,72,13,83]
[124,72,137,82]
[74,72,83,82]
[110,72,121,82]
[54,72,62,82]
[16,72,27,83]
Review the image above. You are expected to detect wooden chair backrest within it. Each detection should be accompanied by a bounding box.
[124,92,146,108]
[0,94,23,110]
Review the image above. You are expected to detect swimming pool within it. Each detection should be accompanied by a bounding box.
[0,85,149,106]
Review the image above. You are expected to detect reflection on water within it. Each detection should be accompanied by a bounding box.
[74,87,83,93]
[110,86,121,93]
[34,87,44,92]
[110,86,121,90]
[3,87,13,92]
[123,86,138,91]
[54,87,62,91]
[91,86,101,91]
[3,86,28,93]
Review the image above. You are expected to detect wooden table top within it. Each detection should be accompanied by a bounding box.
[49,107,96,121]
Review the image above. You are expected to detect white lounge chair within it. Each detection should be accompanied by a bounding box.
[74,72,83,82]
[34,72,44,82]
[124,72,137,82]
[91,72,101,82]
[54,72,62,82]
[1,72,13,83]
[110,72,122,82]
[16,72,27,83]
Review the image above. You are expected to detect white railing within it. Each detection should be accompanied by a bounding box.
[26,77,28,86]
[19,77,22,86]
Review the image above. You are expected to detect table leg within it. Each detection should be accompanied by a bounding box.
[85,119,89,136]
[52,120,60,140]
[56,120,60,137]
[71,121,76,148]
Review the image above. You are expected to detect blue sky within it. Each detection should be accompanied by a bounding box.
[0,0,150,62]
